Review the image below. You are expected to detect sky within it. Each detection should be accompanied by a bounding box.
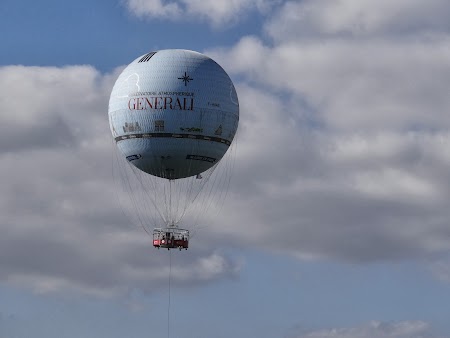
[1,0,450,337]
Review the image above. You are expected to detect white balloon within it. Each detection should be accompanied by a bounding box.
[109,49,239,179]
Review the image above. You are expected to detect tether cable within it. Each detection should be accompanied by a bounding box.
[167,250,172,338]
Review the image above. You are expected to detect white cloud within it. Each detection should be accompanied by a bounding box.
[189,77,450,262]
[207,1,450,134]
[2,0,450,297]
[0,65,241,297]
[210,36,450,132]
[265,0,450,41]
[125,0,182,19]
[203,0,450,264]
[205,6,450,261]
[291,320,437,338]
[124,0,279,26]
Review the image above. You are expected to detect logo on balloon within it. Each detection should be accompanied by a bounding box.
[178,72,193,86]
[128,96,194,111]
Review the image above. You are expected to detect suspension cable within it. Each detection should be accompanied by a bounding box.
[169,180,173,226]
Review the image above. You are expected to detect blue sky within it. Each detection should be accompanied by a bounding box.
[2,1,450,338]
[0,0,262,71]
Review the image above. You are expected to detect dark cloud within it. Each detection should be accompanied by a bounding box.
[0,114,76,152]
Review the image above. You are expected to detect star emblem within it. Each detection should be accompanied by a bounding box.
[178,72,193,86]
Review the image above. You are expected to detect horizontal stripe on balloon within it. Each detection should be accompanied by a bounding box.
[115,133,231,146]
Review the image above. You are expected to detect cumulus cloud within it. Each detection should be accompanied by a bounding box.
[0,65,241,297]
[124,0,278,26]
[2,0,450,298]
[210,36,450,131]
[204,0,450,263]
[291,320,437,338]
[265,0,450,40]
[208,84,450,262]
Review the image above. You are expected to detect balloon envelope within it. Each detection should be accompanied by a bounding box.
[109,49,239,179]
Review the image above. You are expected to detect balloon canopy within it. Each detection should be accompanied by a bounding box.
[108,49,239,179]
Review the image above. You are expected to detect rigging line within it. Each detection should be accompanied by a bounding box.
[190,148,234,235]
[169,179,172,225]
[111,139,139,233]
[131,165,166,226]
[209,146,235,218]
[181,163,217,223]
[124,164,151,236]
[124,162,152,234]
[179,141,198,221]
[116,150,144,229]
[169,179,173,226]
[133,168,156,228]
[163,179,170,226]
[192,163,221,229]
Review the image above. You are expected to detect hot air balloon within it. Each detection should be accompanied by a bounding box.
[109,49,239,250]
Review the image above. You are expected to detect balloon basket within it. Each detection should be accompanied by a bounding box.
[152,227,189,250]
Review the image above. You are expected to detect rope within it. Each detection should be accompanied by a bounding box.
[167,250,172,338]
